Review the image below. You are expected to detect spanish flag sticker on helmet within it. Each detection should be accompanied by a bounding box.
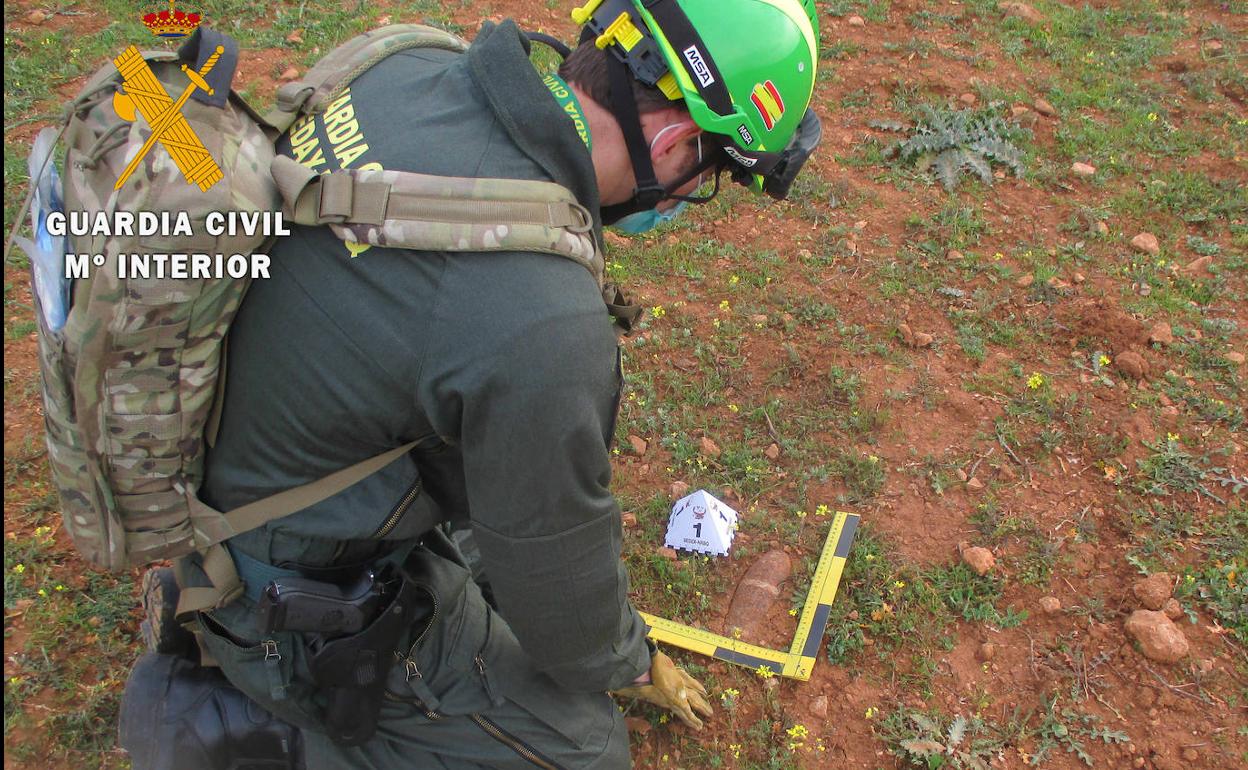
[750,80,785,131]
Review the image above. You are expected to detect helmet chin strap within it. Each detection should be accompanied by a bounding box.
[601,55,668,226]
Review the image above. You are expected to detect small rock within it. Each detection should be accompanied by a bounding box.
[1147,323,1173,346]
[1125,610,1190,664]
[962,546,996,576]
[1182,255,1213,275]
[278,66,300,82]
[947,249,964,260]
[1039,596,1062,614]
[1094,221,1110,236]
[749,314,768,326]
[1002,2,1045,24]
[723,550,792,640]
[897,323,934,348]
[1182,749,1199,763]
[1162,598,1183,620]
[959,92,977,106]
[764,443,781,460]
[1195,658,1214,675]
[625,716,652,736]
[1227,351,1245,366]
[810,695,829,719]
[1073,272,1086,283]
[628,435,648,456]
[1016,273,1035,288]
[1070,162,1097,177]
[978,642,997,661]
[657,547,679,561]
[956,468,968,482]
[847,15,866,27]
[1133,573,1173,611]
[670,481,690,498]
[622,512,638,529]
[26,9,49,23]
[1034,98,1057,117]
[699,436,722,457]
[1114,351,1149,380]
[286,29,304,44]
[966,477,984,490]
[1205,40,1224,54]
[1130,232,1161,256]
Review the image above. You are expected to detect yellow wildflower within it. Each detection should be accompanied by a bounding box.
[787,724,810,740]
[1027,372,1045,389]
[12,563,25,574]
[756,665,775,679]
[651,305,666,318]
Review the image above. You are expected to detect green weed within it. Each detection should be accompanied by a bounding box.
[881,710,1006,770]
[878,106,1027,191]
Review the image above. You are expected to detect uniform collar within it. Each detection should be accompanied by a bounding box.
[467,21,603,242]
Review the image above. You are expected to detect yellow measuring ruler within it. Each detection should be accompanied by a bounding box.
[639,511,859,681]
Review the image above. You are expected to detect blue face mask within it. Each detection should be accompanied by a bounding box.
[612,200,688,234]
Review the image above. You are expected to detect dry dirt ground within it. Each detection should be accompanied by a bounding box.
[3,1,1246,769]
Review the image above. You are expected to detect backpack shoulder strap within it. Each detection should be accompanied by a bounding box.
[264,25,470,133]
[271,155,607,286]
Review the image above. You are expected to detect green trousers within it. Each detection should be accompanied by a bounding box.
[189,530,631,769]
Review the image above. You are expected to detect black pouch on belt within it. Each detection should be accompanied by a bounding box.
[306,570,426,746]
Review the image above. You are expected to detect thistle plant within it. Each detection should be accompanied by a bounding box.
[876,106,1027,191]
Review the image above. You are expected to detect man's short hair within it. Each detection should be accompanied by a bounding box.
[559,42,683,115]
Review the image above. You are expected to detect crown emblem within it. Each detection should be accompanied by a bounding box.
[143,1,201,38]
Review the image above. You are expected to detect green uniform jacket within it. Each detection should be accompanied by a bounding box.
[202,20,651,693]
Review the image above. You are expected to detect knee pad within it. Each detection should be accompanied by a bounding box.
[120,652,305,770]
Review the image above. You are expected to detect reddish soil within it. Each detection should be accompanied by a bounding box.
[4,1,1245,769]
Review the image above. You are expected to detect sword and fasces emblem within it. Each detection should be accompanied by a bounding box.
[111,44,224,191]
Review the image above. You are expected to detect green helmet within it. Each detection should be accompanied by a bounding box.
[574,0,822,199]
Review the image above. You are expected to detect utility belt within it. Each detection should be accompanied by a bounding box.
[216,541,430,746]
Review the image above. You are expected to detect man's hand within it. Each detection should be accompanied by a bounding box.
[612,650,713,730]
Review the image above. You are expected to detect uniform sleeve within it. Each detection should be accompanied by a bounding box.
[421,258,651,692]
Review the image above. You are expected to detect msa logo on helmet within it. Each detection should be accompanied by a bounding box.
[750,80,785,131]
[723,145,758,168]
[682,45,715,88]
[736,124,754,146]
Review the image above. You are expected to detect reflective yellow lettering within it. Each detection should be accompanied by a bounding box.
[336,141,370,169]
[323,103,356,132]
[326,119,360,147]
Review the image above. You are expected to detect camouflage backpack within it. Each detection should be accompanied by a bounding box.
[29,25,618,611]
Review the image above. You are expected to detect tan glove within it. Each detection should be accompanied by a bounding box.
[613,649,713,730]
